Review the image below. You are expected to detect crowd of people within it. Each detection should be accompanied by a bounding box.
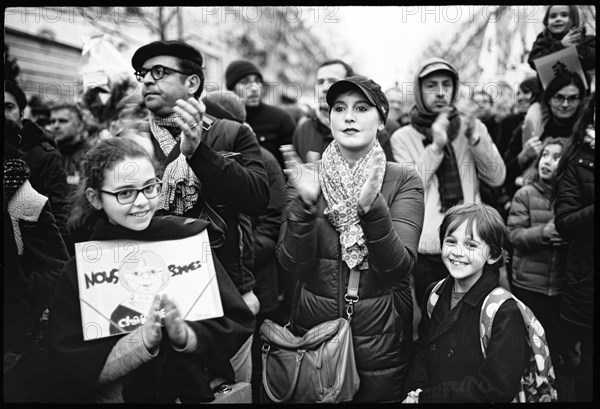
[3,5,595,403]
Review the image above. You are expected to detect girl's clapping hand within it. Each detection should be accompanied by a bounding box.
[141,295,163,352]
[162,294,188,348]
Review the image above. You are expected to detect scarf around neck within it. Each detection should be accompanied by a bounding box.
[410,105,464,212]
[319,139,385,270]
[3,159,30,199]
[150,112,201,216]
[149,113,227,248]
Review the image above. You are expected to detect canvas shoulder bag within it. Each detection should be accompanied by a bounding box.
[260,268,361,403]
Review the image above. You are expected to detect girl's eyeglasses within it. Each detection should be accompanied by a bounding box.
[99,180,162,204]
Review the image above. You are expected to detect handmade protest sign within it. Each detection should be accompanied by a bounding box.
[75,230,223,341]
[533,46,588,90]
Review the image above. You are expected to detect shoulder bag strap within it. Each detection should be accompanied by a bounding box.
[344,268,361,320]
[263,268,361,402]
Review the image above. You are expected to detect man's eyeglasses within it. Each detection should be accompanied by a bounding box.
[135,65,189,83]
[99,180,163,204]
[550,94,581,105]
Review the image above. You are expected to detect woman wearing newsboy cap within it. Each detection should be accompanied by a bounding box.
[276,76,424,402]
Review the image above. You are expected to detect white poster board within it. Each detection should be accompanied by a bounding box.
[533,46,588,90]
[75,230,223,341]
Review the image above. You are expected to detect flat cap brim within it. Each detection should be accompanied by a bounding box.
[132,40,203,70]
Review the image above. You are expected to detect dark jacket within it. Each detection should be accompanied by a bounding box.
[277,162,424,402]
[57,137,92,187]
[554,143,594,329]
[4,181,69,353]
[503,116,574,200]
[508,181,567,296]
[246,102,296,170]
[528,29,595,72]
[252,147,285,314]
[403,271,528,403]
[48,216,255,402]
[19,119,74,254]
[292,111,332,163]
[150,117,269,294]
[496,113,525,159]
[292,111,395,163]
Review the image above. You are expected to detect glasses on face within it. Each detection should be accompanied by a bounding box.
[551,94,580,105]
[135,65,188,83]
[99,180,163,204]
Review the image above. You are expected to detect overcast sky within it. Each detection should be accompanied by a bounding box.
[316,6,547,90]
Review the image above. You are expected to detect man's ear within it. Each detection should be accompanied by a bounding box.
[187,74,201,98]
[86,188,103,210]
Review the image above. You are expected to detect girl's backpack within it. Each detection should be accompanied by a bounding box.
[427,279,558,403]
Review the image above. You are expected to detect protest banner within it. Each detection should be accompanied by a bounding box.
[75,230,223,341]
[533,45,588,90]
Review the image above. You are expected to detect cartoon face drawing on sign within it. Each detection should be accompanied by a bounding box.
[110,250,169,334]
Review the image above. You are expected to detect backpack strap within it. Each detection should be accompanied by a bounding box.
[479,287,558,402]
[426,278,446,319]
[479,287,513,358]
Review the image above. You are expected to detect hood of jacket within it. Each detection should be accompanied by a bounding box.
[414,57,460,114]
[19,119,57,150]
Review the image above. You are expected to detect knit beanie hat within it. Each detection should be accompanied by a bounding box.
[225,60,262,90]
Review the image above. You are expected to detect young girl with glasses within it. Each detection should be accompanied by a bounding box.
[47,137,254,402]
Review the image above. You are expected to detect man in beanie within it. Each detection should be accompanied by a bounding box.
[4,81,73,255]
[390,58,506,309]
[225,60,295,170]
[291,59,395,164]
[130,41,270,389]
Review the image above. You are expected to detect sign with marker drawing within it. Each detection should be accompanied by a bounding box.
[75,230,223,341]
[533,46,588,90]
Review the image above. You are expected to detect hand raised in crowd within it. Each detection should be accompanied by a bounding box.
[542,220,565,246]
[431,109,450,153]
[162,294,189,348]
[358,149,385,214]
[561,27,583,47]
[141,295,163,353]
[306,150,321,163]
[461,102,481,145]
[519,135,542,164]
[281,145,321,205]
[173,97,207,159]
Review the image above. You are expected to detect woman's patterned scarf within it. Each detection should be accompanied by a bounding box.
[319,140,385,270]
[150,113,201,216]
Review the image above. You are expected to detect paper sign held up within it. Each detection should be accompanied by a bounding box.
[533,46,588,90]
[75,230,223,341]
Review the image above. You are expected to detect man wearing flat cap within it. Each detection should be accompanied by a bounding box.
[225,60,296,170]
[131,40,268,316]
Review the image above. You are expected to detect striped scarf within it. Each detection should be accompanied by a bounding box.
[320,140,386,270]
[150,113,201,216]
